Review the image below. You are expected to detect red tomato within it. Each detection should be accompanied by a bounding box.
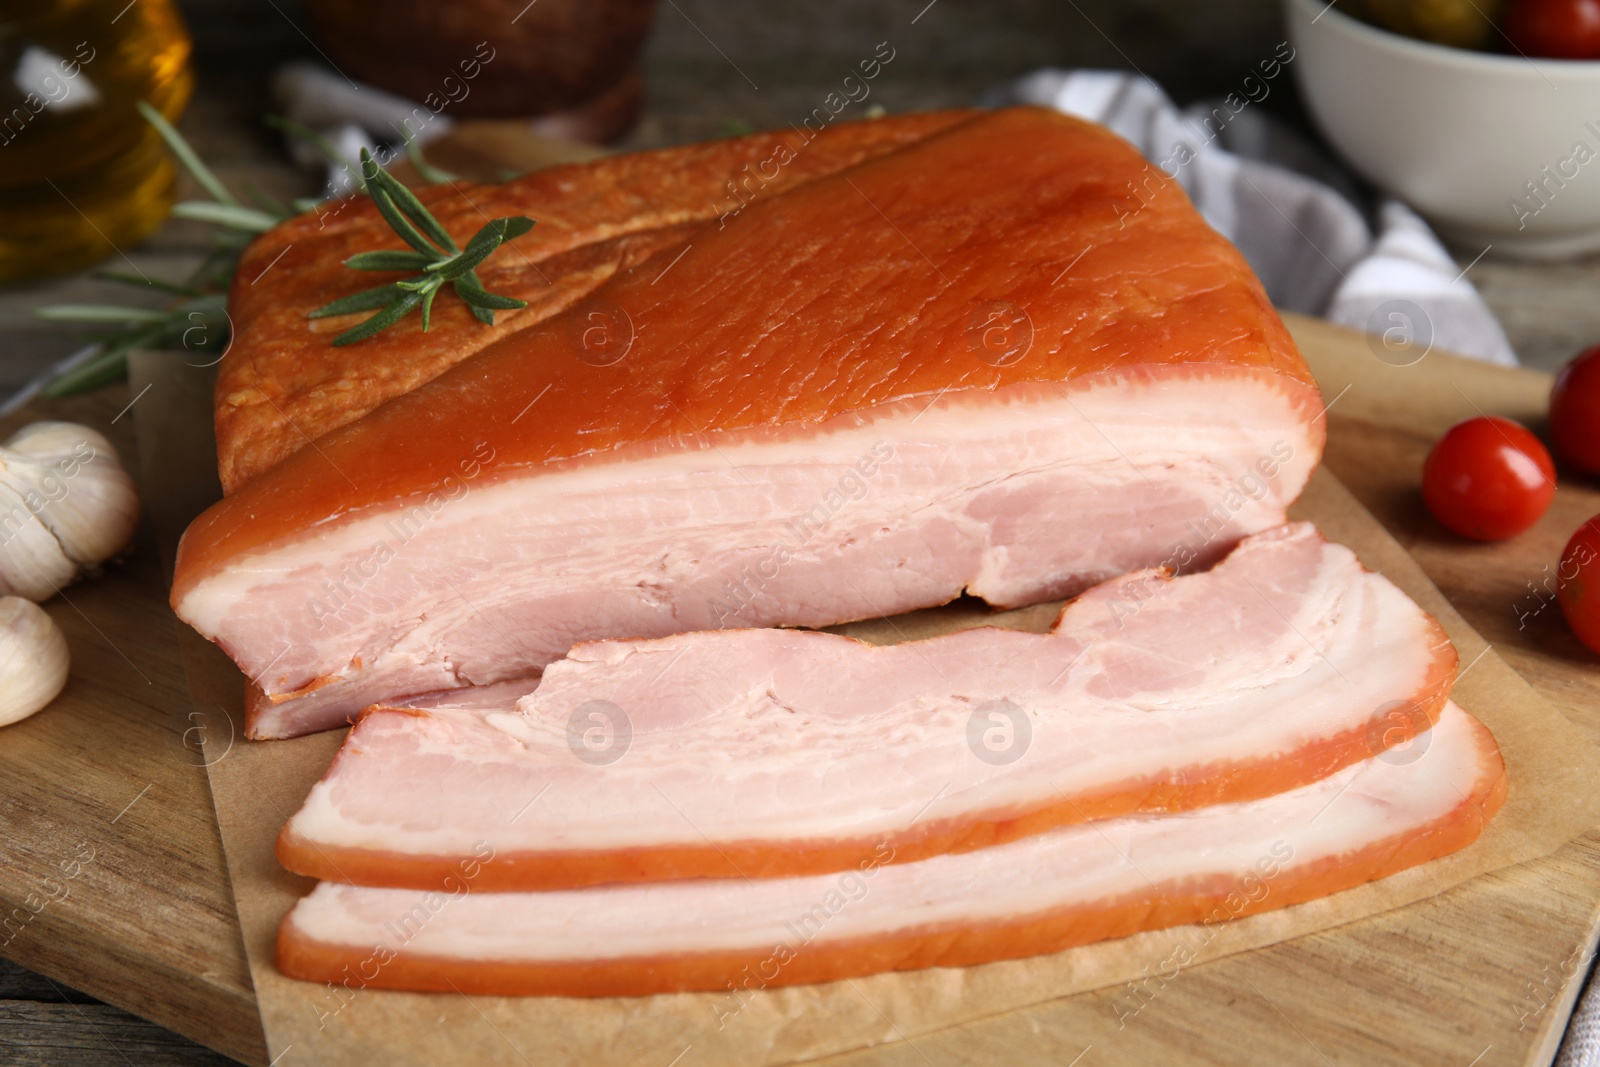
[1505,0,1600,59]
[1558,517,1600,653]
[1421,416,1555,540]
[1552,344,1600,475]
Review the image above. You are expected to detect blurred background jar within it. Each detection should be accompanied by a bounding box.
[302,0,658,142]
[0,0,193,283]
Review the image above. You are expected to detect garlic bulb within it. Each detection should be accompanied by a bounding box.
[0,421,139,601]
[0,597,69,727]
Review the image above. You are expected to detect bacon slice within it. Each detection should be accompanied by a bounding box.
[276,523,1457,891]
[173,107,1323,739]
[276,702,1504,997]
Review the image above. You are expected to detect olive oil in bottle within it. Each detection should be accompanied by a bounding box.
[0,0,193,282]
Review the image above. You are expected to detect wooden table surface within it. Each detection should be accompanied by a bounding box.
[6,1,1600,1064]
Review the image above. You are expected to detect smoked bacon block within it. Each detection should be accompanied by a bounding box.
[276,703,1505,997]
[276,524,1457,890]
[173,107,1324,739]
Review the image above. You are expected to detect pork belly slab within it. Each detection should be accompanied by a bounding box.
[172,106,1324,739]
[277,524,1457,890]
[276,703,1505,997]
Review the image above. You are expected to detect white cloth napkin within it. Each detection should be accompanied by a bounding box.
[988,69,1517,366]
[1561,959,1600,1067]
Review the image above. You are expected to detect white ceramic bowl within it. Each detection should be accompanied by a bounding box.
[1287,0,1600,258]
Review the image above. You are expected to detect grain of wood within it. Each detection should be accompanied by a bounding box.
[0,961,233,1064]
[0,960,95,1004]
[0,1001,237,1066]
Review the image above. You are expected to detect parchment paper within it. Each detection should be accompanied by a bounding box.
[140,357,1600,1067]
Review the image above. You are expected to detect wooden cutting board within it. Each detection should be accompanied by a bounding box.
[1,312,1597,1067]
[0,385,264,1066]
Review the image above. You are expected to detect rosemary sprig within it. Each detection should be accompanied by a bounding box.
[309,149,532,346]
[32,105,520,399]
[31,101,275,399]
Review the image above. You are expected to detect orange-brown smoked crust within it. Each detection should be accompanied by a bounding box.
[177,107,1319,607]
[274,618,1457,891]
[215,112,975,492]
[275,713,1505,997]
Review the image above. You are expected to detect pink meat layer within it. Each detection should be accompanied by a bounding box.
[277,702,1505,997]
[278,523,1458,890]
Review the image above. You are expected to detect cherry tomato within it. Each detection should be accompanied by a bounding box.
[1421,416,1555,540]
[1505,0,1600,59]
[1558,517,1600,653]
[1552,344,1600,475]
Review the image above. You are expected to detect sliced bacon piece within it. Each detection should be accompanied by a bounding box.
[172,107,1323,740]
[277,702,1505,997]
[276,523,1457,891]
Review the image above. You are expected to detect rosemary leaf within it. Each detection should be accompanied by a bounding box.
[459,269,500,324]
[459,215,535,255]
[40,314,175,398]
[453,276,526,311]
[308,284,402,318]
[217,230,259,251]
[103,320,178,359]
[242,178,289,217]
[36,305,170,323]
[332,291,423,346]
[366,176,445,257]
[430,217,535,280]
[345,250,435,272]
[419,286,438,332]
[363,152,460,253]
[36,101,263,399]
[430,253,495,284]
[97,271,199,296]
[461,273,498,324]
[137,101,237,205]
[401,130,459,185]
[40,349,134,398]
[172,201,280,232]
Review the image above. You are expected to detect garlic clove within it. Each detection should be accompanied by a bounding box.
[0,596,69,727]
[0,477,79,601]
[0,422,139,567]
[4,421,115,461]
